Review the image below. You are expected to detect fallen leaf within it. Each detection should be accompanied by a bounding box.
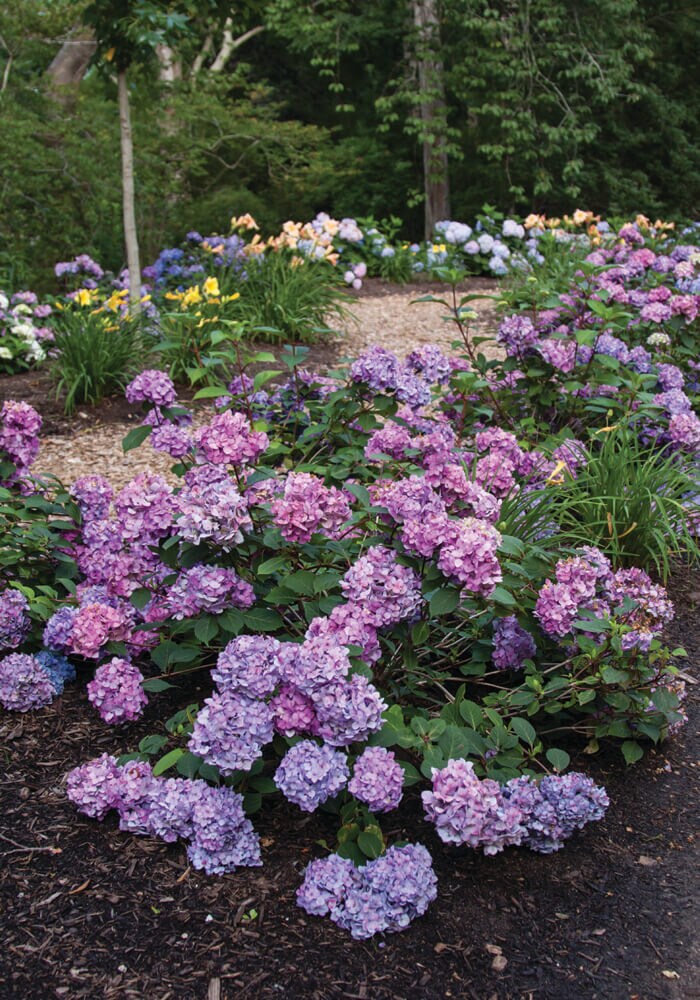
[555,912,569,920]
[491,955,508,973]
[637,855,657,866]
[592,928,606,936]
[434,943,448,954]
[662,970,680,980]
[485,943,502,955]
[69,880,90,895]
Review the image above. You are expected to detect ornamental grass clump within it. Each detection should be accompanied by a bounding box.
[49,308,144,414]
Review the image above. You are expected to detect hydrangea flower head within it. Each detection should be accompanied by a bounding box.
[274,740,349,811]
[86,658,148,724]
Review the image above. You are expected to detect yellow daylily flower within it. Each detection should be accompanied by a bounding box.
[203,276,221,298]
[181,286,202,309]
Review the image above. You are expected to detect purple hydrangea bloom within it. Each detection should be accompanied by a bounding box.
[195,410,268,466]
[314,674,387,746]
[43,606,79,652]
[422,758,524,853]
[176,467,252,548]
[348,747,404,812]
[534,580,581,637]
[149,422,193,458]
[364,423,414,460]
[270,682,319,737]
[164,564,254,619]
[66,602,131,659]
[274,740,349,811]
[492,616,536,670]
[497,315,537,355]
[86,658,148,724]
[0,400,42,478]
[272,472,352,543]
[115,473,176,544]
[296,853,362,916]
[144,778,196,842]
[606,567,674,627]
[437,518,502,596]
[340,546,423,628]
[505,773,609,853]
[305,605,382,665]
[70,475,113,522]
[668,412,700,452]
[125,370,177,407]
[188,690,274,774]
[0,653,57,711]
[65,753,122,819]
[187,784,262,874]
[0,588,29,651]
[212,635,283,698]
[297,843,437,939]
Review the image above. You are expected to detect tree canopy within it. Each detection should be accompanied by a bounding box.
[1,0,698,287]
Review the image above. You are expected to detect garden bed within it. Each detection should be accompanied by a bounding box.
[0,278,500,488]
[1,574,697,1000]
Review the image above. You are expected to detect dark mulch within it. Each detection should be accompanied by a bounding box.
[1,580,698,1000]
[0,336,342,437]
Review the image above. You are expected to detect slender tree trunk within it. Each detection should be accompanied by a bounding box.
[117,68,141,315]
[412,0,450,238]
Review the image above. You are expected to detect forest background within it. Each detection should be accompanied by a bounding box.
[1,0,699,291]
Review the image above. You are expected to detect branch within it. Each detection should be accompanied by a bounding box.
[191,33,213,77]
[209,21,265,73]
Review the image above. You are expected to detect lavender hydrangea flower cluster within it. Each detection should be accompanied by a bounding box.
[188,690,274,774]
[274,740,349,811]
[175,465,253,547]
[340,545,422,628]
[349,346,435,408]
[492,616,537,670]
[195,410,268,466]
[0,400,42,480]
[0,587,29,650]
[65,756,261,874]
[271,472,352,543]
[437,518,502,596]
[297,843,437,939]
[347,747,404,812]
[86,657,148,724]
[163,564,255,619]
[125,370,177,407]
[423,759,609,854]
[0,653,58,711]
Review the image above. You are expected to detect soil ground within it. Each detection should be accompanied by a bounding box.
[0,577,697,1000]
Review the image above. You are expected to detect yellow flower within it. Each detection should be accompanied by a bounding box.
[203,276,221,298]
[573,209,591,226]
[181,286,202,309]
[222,292,241,303]
[524,213,543,229]
[165,290,183,301]
[75,288,96,307]
[104,291,126,312]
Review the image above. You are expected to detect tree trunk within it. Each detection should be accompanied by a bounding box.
[46,29,96,104]
[412,0,450,238]
[117,69,141,315]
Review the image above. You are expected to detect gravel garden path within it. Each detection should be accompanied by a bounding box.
[4,278,501,490]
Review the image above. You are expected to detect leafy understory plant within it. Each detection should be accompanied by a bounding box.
[49,308,143,413]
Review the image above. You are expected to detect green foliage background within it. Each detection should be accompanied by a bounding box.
[1,0,699,289]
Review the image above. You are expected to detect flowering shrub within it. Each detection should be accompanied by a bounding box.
[0,210,697,940]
